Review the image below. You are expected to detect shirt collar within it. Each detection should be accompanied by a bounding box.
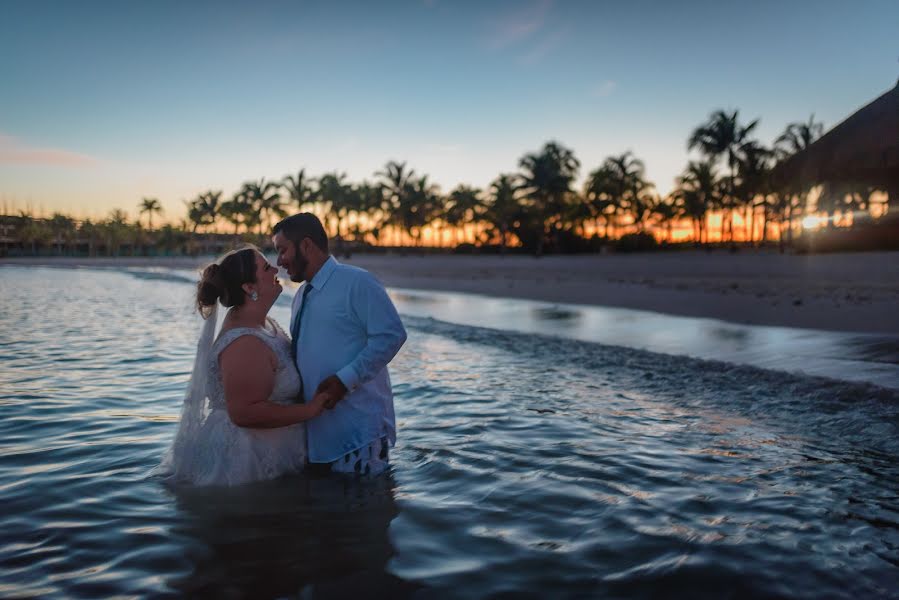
[309,255,338,290]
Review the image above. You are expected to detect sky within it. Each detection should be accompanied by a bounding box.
[1,0,897,221]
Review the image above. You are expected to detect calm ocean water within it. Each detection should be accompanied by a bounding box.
[1,265,897,598]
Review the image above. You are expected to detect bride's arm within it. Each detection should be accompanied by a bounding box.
[220,336,325,428]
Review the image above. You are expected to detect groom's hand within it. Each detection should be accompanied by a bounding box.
[316,375,348,409]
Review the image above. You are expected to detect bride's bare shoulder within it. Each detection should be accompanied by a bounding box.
[217,331,277,371]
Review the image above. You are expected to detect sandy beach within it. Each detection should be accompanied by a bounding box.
[3,250,898,335]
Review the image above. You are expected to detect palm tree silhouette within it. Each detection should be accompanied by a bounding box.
[139,198,163,231]
[586,152,652,235]
[688,110,760,241]
[220,189,255,235]
[651,197,678,243]
[673,160,722,243]
[316,172,352,238]
[377,161,416,245]
[585,163,621,238]
[243,179,283,234]
[186,191,221,234]
[402,176,442,247]
[352,181,385,243]
[774,114,824,158]
[484,174,520,253]
[446,185,483,247]
[282,169,315,215]
[518,141,580,255]
[608,152,653,232]
[735,141,773,242]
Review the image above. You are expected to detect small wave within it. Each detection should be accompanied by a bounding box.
[125,269,197,285]
[403,315,899,456]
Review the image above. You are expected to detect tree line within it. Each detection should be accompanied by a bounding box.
[2,109,891,257]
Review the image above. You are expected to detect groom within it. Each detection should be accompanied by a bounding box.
[272,213,407,475]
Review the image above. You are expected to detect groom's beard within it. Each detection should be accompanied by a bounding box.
[290,244,309,283]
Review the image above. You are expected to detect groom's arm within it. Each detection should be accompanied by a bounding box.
[332,272,406,396]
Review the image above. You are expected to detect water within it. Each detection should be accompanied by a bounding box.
[1,265,898,598]
[387,288,899,390]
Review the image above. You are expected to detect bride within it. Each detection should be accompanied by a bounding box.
[156,245,330,486]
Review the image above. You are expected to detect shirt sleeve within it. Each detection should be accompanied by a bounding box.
[335,272,407,391]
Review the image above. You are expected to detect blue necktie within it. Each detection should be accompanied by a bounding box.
[291,283,312,399]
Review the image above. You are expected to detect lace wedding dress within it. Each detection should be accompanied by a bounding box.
[155,307,307,486]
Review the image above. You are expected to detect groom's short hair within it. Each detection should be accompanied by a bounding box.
[273,213,329,253]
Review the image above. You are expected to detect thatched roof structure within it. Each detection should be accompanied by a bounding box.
[774,80,899,200]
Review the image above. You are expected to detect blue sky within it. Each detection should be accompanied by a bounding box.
[1,0,897,220]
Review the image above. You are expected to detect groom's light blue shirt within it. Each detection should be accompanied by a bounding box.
[291,256,407,463]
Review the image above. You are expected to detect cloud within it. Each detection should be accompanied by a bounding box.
[590,80,618,98]
[0,134,98,167]
[486,0,553,50]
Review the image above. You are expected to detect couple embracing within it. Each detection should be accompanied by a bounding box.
[156,213,407,486]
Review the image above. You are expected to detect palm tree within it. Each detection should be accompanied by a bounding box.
[673,160,722,243]
[352,181,385,243]
[584,164,622,238]
[219,189,255,235]
[518,141,580,255]
[139,197,163,231]
[688,109,760,241]
[484,174,521,253]
[377,161,416,245]
[651,196,679,243]
[281,169,315,214]
[586,152,652,236]
[561,193,594,240]
[242,179,283,234]
[186,191,221,233]
[735,141,773,242]
[315,172,353,238]
[445,185,484,246]
[377,161,415,202]
[396,176,441,246]
[607,152,654,232]
[774,114,824,158]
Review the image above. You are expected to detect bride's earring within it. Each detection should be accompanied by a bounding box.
[250,291,259,301]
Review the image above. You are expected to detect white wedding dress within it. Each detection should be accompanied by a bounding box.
[155,306,307,487]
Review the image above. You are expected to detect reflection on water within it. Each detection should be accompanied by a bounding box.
[704,325,751,343]
[388,288,899,390]
[168,474,415,598]
[532,306,582,322]
[390,292,450,306]
[1,266,898,598]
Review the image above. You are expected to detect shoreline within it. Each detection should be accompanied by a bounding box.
[3,251,898,335]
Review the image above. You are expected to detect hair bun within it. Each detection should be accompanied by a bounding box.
[195,246,258,317]
[196,263,224,317]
